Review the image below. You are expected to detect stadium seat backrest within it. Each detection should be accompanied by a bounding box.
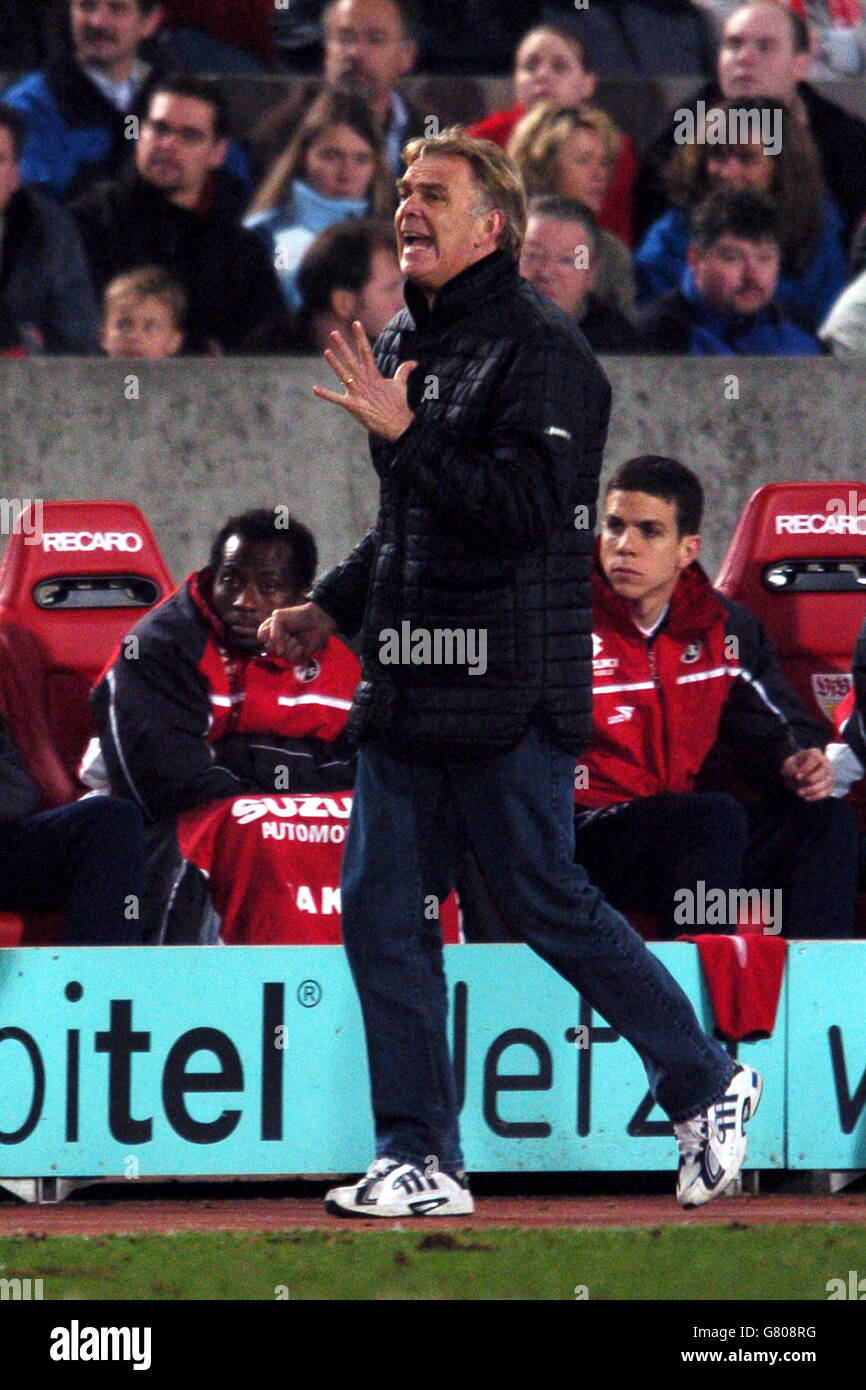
[0,501,174,779]
[715,482,866,729]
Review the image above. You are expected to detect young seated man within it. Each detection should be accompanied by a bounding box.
[638,187,822,355]
[574,454,858,939]
[88,508,360,941]
[100,265,186,358]
[0,703,144,944]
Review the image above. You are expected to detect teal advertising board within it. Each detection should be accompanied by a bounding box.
[0,944,785,1179]
[786,942,866,1169]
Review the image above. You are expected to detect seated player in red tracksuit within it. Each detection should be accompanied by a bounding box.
[574,454,858,939]
[88,508,360,942]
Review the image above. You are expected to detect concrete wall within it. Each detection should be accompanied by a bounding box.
[1,356,865,584]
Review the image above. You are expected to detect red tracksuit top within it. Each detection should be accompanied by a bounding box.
[575,558,816,810]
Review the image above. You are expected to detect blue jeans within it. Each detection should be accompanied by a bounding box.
[341,725,734,1172]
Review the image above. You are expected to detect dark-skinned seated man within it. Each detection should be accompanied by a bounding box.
[87,508,360,942]
[574,453,859,940]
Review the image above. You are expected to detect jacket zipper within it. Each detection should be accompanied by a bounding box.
[647,641,671,791]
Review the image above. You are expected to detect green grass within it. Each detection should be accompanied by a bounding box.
[3,1225,866,1300]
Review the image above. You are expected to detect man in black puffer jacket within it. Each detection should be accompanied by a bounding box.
[263,129,758,1218]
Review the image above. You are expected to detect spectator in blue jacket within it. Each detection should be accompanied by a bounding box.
[2,0,164,204]
[0,104,99,353]
[2,0,250,208]
[635,96,846,332]
[639,186,823,353]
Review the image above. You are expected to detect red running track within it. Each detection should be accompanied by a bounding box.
[1,1192,865,1236]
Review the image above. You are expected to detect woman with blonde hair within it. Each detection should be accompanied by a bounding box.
[245,90,394,311]
[509,102,636,319]
[634,97,847,330]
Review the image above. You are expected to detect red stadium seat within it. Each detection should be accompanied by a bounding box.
[715,481,866,730]
[0,500,174,781]
[0,501,173,946]
[716,481,866,937]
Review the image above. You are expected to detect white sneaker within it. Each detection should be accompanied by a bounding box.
[325,1158,475,1218]
[674,1064,763,1209]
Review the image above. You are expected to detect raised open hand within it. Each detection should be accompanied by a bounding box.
[313,320,417,442]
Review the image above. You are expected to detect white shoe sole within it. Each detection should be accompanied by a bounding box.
[324,1186,475,1219]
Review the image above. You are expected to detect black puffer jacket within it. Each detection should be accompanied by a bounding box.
[312,250,611,763]
[72,166,292,353]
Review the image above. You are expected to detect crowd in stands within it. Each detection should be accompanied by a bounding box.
[1,0,866,947]
[634,95,847,329]
[5,1,866,355]
[70,75,292,352]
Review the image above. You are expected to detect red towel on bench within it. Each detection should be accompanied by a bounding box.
[676,933,787,1041]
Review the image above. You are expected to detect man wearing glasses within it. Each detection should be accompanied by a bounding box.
[71,76,291,352]
[321,0,426,176]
